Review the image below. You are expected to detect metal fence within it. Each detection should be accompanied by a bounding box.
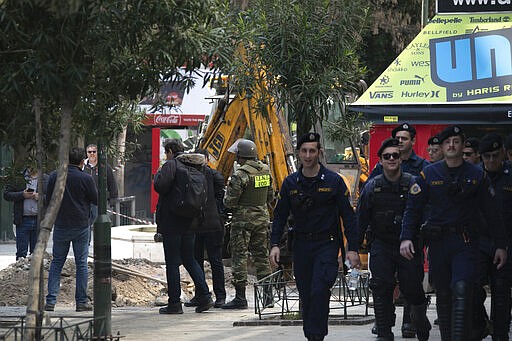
[0,315,122,341]
[253,268,370,320]
[112,196,136,227]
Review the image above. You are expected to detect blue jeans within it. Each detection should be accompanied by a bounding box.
[163,232,211,305]
[46,226,90,305]
[16,216,38,260]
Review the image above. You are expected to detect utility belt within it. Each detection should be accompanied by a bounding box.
[294,230,337,242]
[420,222,475,242]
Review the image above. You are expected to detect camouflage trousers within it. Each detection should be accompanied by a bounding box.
[229,216,271,287]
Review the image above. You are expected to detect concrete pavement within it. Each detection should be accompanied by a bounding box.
[0,235,499,340]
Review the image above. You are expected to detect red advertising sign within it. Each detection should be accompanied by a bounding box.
[142,113,206,127]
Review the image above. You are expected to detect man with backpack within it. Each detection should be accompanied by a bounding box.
[221,139,274,309]
[154,139,213,314]
[185,148,227,309]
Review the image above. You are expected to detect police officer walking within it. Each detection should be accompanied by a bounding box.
[221,139,274,309]
[400,125,507,340]
[473,133,512,340]
[270,133,360,341]
[358,138,431,341]
[369,123,430,179]
[368,122,430,338]
[427,134,443,163]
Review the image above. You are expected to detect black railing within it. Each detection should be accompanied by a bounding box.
[253,269,370,320]
[0,315,123,341]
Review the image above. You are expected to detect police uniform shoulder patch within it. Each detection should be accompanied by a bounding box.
[409,183,421,195]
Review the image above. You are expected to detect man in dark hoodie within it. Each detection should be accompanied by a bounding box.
[184,148,227,309]
[154,139,214,314]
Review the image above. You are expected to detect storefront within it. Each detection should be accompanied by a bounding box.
[124,70,216,220]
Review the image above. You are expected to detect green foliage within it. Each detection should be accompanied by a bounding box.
[360,0,436,84]
[224,0,369,137]
[0,0,233,155]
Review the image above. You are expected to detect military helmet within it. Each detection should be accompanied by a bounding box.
[237,139,257,158]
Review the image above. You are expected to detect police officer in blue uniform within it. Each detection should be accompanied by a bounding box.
[269,133,360,341]
[358,138,431,341]
[369,123,430,179]
[474,133,512,340]
[368,122,430,338]
[400,125,507,341]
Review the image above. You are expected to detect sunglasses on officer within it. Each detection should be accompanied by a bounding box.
[381,152,400,160]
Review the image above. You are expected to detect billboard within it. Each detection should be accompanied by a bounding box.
[355,13,512,106]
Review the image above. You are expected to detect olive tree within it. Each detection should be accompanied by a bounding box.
[0,0,232,337]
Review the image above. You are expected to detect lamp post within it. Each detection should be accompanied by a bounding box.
[93,141,112,337]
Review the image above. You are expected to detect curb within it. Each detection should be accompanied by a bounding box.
[233,315,374,327]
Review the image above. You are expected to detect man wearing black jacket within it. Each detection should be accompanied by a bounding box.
[154,139,214,314]
[185,148,227,308]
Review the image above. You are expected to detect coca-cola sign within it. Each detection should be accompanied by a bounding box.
[143,113,205,127]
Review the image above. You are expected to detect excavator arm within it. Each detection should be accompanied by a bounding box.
[199,88,295,193]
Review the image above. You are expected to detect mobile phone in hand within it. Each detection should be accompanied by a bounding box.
[26,188,34,193]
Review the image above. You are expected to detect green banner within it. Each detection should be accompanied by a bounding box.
[356,13,512,106]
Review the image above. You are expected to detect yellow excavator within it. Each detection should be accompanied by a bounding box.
[198,86,296,193]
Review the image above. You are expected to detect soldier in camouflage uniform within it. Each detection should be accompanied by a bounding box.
[221,139,274,309]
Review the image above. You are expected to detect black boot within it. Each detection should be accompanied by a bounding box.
[436,289,452,341]
[410,302,432,341]
[452,281,472,341]
[221,285,248,309]
[402,302,416,338]
[159,302,183,314]
[491,278,511,341]
[470,285,490,340]
[371,279,395,340]
[195,295,214,313]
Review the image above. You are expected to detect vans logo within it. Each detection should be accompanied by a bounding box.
[369,91,394,99]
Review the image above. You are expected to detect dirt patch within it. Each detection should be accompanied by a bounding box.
[0,254,253,307]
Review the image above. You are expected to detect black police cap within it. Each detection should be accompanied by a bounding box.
[439,125,465,143]
[377,137,399,157]
[479,133,503,154]
[464,137,480,151]
[428,134,441,145]
[391,122,416,139]
[505,134,512,151]
[296,132,320,150]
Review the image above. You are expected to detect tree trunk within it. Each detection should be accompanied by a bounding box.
[34,98,45,339]
[114,126,126,197]
[25,99,73,340]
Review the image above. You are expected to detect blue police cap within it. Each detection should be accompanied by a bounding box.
[377,137,399,157]
[428,134,441,145]
[439,125,465,143]
[464,137,480,151]
[479,133,503,154]
[392,122,416,139]
[296,132,320,150]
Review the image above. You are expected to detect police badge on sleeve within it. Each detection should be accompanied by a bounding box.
[409,183,421,195]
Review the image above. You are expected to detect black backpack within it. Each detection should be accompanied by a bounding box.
[169,159,208,219]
